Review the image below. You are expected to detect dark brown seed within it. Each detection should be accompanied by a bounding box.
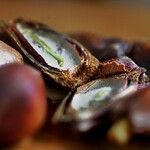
[129,42,150,76]
[69,32,133,62]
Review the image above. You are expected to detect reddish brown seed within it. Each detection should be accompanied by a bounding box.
[129,87,150,135]
[0,63,47,144]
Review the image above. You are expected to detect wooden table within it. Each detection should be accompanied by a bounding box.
[0,1,150,149]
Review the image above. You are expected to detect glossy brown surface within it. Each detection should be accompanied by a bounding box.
[0,0,150,149]
[0,63,47,144]
[0,40,23,66]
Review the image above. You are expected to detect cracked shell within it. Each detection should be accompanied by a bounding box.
[2,19,99,88]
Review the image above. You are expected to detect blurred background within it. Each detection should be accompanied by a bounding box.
[0,0,150,149]
[0,0,150,41]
